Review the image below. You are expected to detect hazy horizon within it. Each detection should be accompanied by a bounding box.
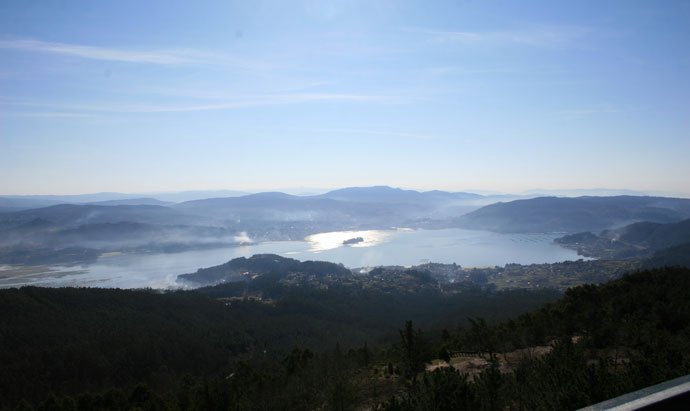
[2,1,689,196]
[2,184,689,200]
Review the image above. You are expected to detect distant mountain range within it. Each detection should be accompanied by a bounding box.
[84,198,173,206]
[520,188,653,197]
[2,186,690,266]
[0,190,250,211]
[0,204,200,227]
[0,186,488,264]
[5,186,677,212]
[172,186,483,228]
[315,186,482,203]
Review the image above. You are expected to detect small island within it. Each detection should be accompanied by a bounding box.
[343,237,364,246]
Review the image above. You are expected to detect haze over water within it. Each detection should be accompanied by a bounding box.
[0,228,584,289]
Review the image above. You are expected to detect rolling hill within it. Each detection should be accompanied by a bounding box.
[178,253,352,285]
[455,196,690,233]
[555,217,690,260]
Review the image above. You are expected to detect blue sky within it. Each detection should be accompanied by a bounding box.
[1,0,689,195]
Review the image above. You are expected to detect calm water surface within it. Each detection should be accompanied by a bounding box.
[0,228,584,289]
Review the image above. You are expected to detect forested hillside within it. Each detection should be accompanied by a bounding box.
[0,279,557,409]
[2,266,689,410]
[556,217,690,260]
[456,196,690,233]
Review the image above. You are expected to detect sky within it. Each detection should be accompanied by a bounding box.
[1,0,689,196]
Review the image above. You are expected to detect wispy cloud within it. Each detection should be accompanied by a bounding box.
[305,127,435,140]
[118,93,389,112]
[423,66,521,76]
[0,39,275,70]
[3,111,97,118]
[0,39,194,64]
[145,82,333,100]
[407,25,593,48]
[560,105,638,120]
[263,126,474,142]
[1,92,395,115]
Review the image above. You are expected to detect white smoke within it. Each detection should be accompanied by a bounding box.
[234,231,252,244]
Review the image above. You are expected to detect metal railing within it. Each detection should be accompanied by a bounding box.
[579,374,690,410]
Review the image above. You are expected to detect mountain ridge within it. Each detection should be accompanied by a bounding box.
[455,195,690,233]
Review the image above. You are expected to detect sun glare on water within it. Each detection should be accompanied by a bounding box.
[304,230,392,252]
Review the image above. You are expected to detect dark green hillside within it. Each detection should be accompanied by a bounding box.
[382,266,690,410]
[178,253,352,285]
[456,196,690,233]
[595,218,690,251]
[516,266,690,350]
[0,287,246,407]
[3,266,690,410]
[642,242,690,268]
[624,217,690,249]
[556,217,690,260]
[0,277,559,409]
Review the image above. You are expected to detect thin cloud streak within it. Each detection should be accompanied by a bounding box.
[265,126,474,142]
[308,127,435,140]
[4,111,97,118]
[560,106,639,120]
[0,39,275,70]
[0,39,193,64]
[145,82,333,100]
[424,66,521,76]
[1,93,396,114]
[406,25,593,48]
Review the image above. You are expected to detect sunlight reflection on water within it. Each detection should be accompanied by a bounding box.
[0,229,587,289]
[305,230,392,251]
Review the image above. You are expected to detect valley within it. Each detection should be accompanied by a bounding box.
[2,186,689,289]
[1,187,688,410]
